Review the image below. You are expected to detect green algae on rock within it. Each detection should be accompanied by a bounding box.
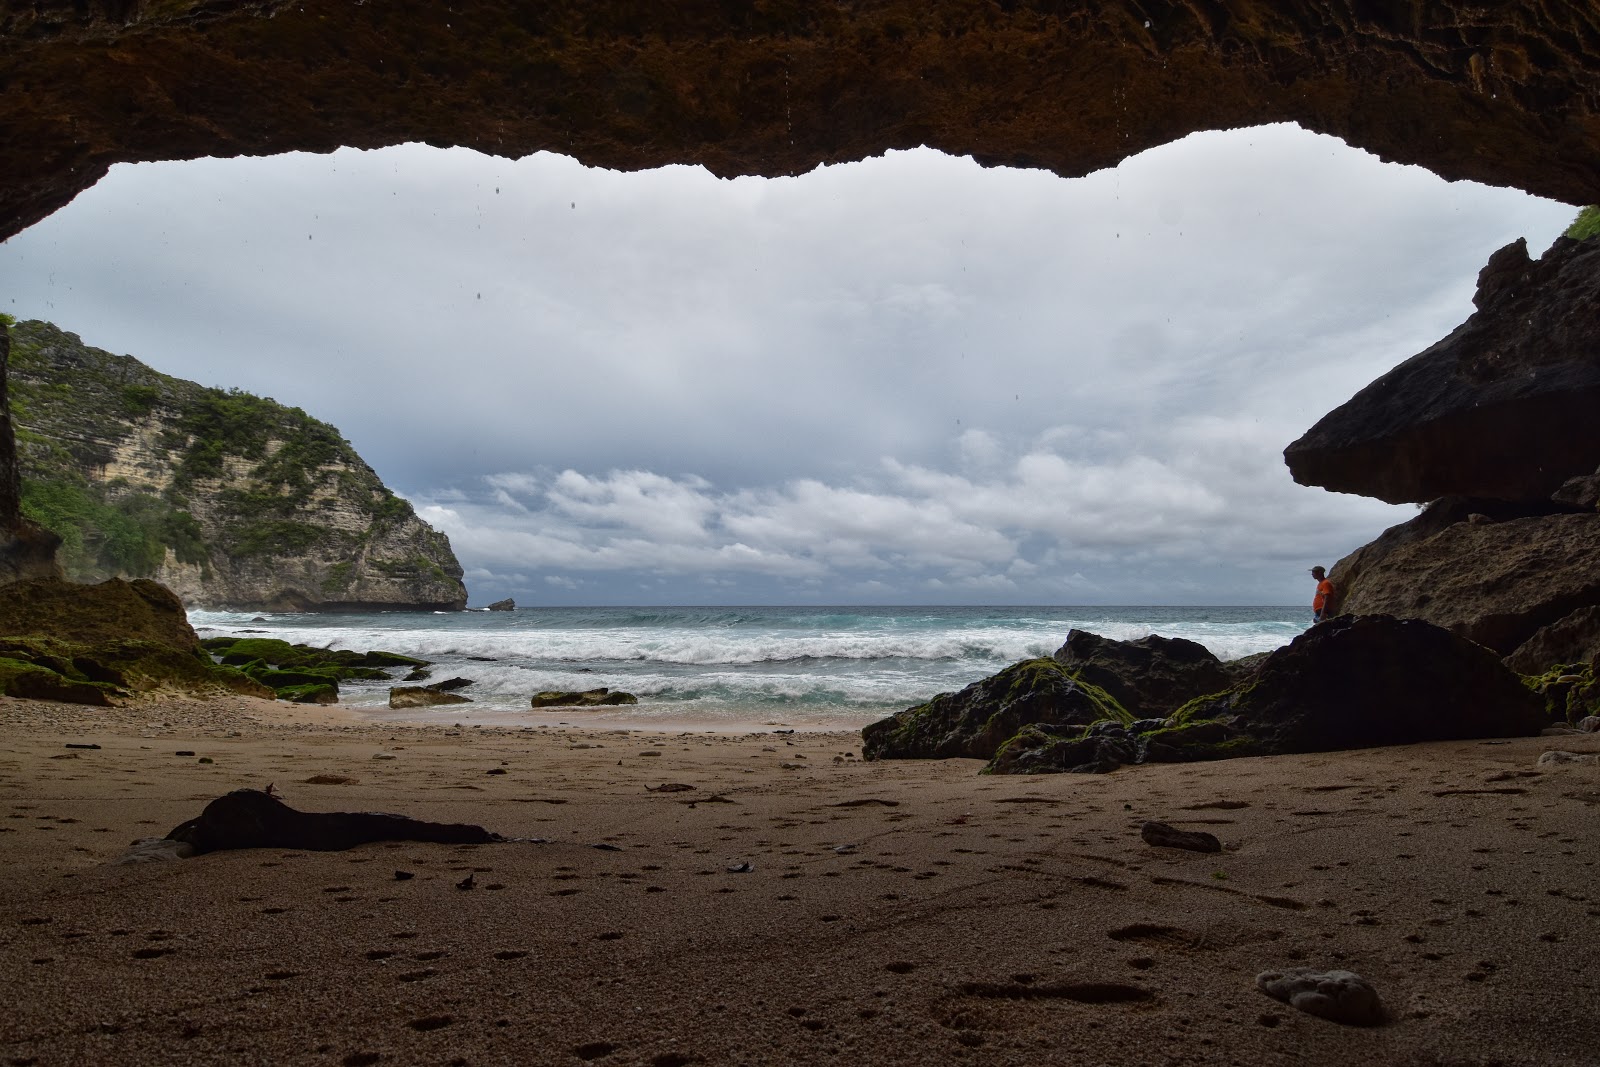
[0,577,274,702]
[861,656,1128,762]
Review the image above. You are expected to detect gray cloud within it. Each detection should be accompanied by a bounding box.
[0,124,1575,604]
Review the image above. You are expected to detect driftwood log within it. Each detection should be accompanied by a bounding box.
[165,788,504,854]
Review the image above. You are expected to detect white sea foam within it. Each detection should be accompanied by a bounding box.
[192,605,1307,724]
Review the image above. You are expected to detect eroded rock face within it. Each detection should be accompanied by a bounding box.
[1332,512,1600,656]
[1285,238,1600,504]
[5,2,1600,243]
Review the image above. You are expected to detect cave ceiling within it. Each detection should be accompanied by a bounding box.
[3,1,1600,244]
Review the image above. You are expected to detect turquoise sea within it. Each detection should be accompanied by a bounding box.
[188,605,1308,730]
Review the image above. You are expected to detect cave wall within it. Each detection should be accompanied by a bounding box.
[4,1,1600,244]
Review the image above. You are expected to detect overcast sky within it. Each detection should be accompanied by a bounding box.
[0,124,1575,606]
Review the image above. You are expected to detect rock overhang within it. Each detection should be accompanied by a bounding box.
[5,0,1600,243]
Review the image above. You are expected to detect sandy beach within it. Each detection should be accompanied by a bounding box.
[2,694,1597,1066]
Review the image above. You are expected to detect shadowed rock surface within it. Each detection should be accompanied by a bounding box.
[165,788,504,854]
[1172,615,1546,754]
[6,2,1600,243]
[1285,238,1600,504]
[1052,630,1234,719]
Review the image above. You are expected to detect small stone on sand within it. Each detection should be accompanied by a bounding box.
[1256,967,1385,1026]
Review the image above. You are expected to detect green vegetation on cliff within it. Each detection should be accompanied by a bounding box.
[1564,206,1600,241]
[5,319,466,610]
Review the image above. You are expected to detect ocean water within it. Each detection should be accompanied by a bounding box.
[188,605,1308,730]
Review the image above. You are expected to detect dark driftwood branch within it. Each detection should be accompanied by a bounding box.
[166,788,504,854]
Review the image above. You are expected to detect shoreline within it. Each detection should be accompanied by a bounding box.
[2,694,1597,1065]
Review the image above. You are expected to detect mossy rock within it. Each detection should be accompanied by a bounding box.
[255,667,343,691]
[276,683,338,705]
[0,656,116,706]
[216,637,309,667]
[1522,663,1600,724]
[862,657,1127,762]
[1137,717,1265,763]
[208,666,274,699]
[986,723,1132,774]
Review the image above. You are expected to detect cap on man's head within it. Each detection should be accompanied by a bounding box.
[1309,566,1326,577]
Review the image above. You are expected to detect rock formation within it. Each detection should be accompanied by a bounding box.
[865,620,1547,774]
[8,320,467,612]
[1285,238,1600,504]
[7,3,1600,587]
[5,1,1600,245]
[389,686,472,710]
[0,320,63,585]
[1288,236,1600,671]
[0,577,274,702]
[198,635,427,703]
[861,657,1130,762]
[1052,630,1236,719]
[486,598,515,612]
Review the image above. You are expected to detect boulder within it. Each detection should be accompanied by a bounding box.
[1552,468,1600,511]
[486,598,515,611]
[389,686,472,709]
[278,683,339,705]
[1332,512,1600,655]
[977,615,1546,774]
[861,658,1127,762]
[2,576,201,650]
[1285,237,1600,504]
[0,577,273,701]
[1052,630,1235,718]
[1174,615,1546,754]
[530,688,638,708]
[1504,605,1600,675]
[427,676,474,692]
[165,788,503,854]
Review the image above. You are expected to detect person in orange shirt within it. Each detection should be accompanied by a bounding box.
[1310,566,1336,622]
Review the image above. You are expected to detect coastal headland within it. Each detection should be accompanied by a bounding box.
[1,695,1596,1066]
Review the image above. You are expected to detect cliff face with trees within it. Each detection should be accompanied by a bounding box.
[7,319,467,612]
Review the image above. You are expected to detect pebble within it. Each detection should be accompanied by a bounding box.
[1256,967,1386,1026]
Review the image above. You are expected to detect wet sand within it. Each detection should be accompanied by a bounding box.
[1,694,1598,1066]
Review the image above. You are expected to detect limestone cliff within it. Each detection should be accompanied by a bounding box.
[7,320,467,612]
